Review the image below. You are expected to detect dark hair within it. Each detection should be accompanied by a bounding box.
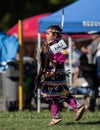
[47,25,62,38]
[47,25,62,33]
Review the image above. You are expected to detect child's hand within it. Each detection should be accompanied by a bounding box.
[61,49,68,55]
[41,92,47,97]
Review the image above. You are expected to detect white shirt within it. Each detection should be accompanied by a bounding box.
[96,41,100,57]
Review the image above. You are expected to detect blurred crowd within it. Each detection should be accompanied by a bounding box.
[64,32,100,111]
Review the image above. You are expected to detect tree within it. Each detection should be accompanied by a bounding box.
[0,0,76,32]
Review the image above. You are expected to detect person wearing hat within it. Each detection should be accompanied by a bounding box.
[36,25,85,126]
[86,31,100,111]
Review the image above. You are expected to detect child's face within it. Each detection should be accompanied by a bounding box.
[46,28,54,43]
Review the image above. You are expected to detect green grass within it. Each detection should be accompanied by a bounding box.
[0,108,100,130]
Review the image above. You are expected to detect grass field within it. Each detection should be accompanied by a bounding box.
[0,108,100,130]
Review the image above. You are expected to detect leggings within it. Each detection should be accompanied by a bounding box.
[50,94,80,119]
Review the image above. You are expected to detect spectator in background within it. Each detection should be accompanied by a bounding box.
[79,45,94,87]
[78,32,100,111]
[88,32,100,111]
[88,32,100,86]
[65,40,82,83]
[72,45,94,109]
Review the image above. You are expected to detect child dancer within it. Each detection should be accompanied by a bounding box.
[36,25,85,126]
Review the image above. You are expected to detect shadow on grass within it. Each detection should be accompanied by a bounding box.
[65,120,100,126]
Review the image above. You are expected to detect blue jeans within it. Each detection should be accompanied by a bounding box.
[73,87,91,96]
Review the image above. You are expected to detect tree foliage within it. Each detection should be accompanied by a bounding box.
[0,0,76,32]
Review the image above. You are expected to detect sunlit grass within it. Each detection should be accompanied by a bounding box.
[0,109,100,130]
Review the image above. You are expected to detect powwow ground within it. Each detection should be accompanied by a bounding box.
[0,108,100,130]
